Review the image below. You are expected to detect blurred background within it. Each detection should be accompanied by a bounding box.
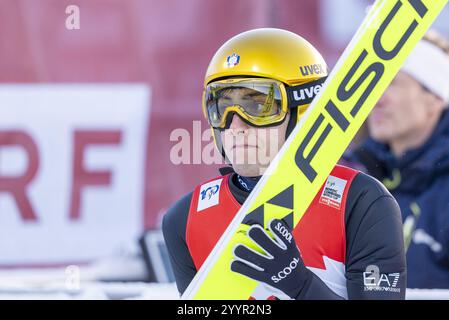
[0,0,448,299]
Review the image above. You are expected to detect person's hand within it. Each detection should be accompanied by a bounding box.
[231,219,310,299]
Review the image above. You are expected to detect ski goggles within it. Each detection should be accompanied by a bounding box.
[203,77,327,129]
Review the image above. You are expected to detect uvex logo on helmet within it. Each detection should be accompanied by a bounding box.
[300,64,326,76]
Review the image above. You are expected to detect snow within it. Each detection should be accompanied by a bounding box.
[0,254,179,300]
[1,267,449,300]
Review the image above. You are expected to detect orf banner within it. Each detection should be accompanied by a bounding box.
[0,84,150,266]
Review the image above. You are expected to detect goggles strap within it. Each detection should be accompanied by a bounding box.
[285,77,327,139]
[285,77,327,108]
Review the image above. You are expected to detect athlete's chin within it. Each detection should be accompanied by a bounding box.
[228,149,258,164]
[232,164,268,177]
[226,147,274,176]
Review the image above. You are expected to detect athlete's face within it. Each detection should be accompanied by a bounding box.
[368,71,442,144]
[220,92,290,177]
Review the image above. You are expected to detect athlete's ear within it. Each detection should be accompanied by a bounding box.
[425,91,445,117]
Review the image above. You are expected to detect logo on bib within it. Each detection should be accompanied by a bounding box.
[319,176,347,209]
[197,178,223,212]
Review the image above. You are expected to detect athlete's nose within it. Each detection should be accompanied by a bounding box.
[229,114,250,131]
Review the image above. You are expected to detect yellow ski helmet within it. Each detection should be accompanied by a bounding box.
[203,28,328,159]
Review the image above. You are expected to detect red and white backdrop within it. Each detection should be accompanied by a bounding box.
[0,84,149,265]
[0,0,448,266]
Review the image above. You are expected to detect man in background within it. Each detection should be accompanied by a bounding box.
[343,31,449,289]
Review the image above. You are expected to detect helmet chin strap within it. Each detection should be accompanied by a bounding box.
[285,107,297,140]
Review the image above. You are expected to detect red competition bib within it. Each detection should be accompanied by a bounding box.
[186,165,359,298]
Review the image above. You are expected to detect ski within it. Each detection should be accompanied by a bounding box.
[182,0,448,300]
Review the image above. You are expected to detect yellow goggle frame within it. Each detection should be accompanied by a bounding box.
[202,78,289,129]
